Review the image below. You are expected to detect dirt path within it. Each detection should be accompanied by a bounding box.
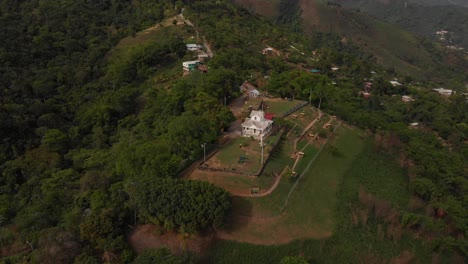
[293,109,322,152]
[231,167,287,197]
[128,224,215,256]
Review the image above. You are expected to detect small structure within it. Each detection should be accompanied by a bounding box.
[248,89,260,98]
[241,110,274,140]
[183,60,200,72]
[240,81,261,97]
[401,95,415,103]
[360,91,371,99]
[331,67,339,71]
[239,81,257,93]
[364,82,373,90]
[310,69,321,74]
[389,81,402,87]
[186,44,202,51]
[432,88,453,96]
[262,47,280,56]
[197,64,208,73]
[409,122,419,127]
[197,53,209,62]
[264,113,275,120]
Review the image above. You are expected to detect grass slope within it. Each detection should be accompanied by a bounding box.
[218,125,367,244]
[300,0,437,79]
[207,136,429,263]
[234,0,466,83]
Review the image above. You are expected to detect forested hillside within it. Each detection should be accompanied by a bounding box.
[235,0,467,88]
[0,0,236,262]
[332,0,468,49]
[0,0,467,263]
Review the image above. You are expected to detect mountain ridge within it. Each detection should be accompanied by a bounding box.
[234,0,467,88]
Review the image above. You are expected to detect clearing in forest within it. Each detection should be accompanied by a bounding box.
[216,125,367,244]
[109,15,188,57]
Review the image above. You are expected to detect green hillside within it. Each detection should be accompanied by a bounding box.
[332,0,468,49]
[234,0,467,88]
[0,0,466,263]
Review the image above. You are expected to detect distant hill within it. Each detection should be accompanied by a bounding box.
[331,0,468,49]
[340,0,468,8]
[233,0,467,86]
[407,0,468,7]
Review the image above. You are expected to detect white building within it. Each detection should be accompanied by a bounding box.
[432,88,454,96]
[241,111,273,140]
[389,81,402,86]
[248,89,260,98]
[401,95,415,103]
[182,60,200,71]
[186,44,202,51]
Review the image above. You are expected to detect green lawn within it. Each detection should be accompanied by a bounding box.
[278,126,366,234]
[285,106,318,131]
[230,125,367,229]
[214,138,262,174]
[108,16,188,58]
[211,131,283,175]
[265,100,305,115]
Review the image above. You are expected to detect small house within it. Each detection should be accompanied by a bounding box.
[262,46,281,56]
[401,95,415,103]
[264,113,275,120]
[182,60,200,71]
[186,44,202,51]
[241,110,274,140]
[248,89,260,98]
[360,91,371,99]
[432,88,453,96]
[310,69,321,74]
[389,81,402,87]
[363,82,373,91]
[239,81,257,93]
[197,53,209,62]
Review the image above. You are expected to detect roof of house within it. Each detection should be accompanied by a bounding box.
[433,88,453,94]
[264,113,274,120]
[249,89,260,95]
[242,119,273,130]
[183,60,200,65]
[240,81,257,90]
[250,110,264,118]
[310,69,321,73]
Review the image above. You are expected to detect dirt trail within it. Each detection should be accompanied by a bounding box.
[231,167,288,197]
[293,109,322,152]
[128,225,215,256]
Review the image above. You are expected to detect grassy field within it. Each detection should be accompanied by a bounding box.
[285,106,318,131]
[264,99,305,116]
[108,15,189,58]
[216,125,368,243]
[208,131,282,175]
[206,135,429,263]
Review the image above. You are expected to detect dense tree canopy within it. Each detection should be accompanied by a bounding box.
[135,178,231,233]
[0,0,466,262]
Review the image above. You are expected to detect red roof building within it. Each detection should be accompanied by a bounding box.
[264,113,275,120]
